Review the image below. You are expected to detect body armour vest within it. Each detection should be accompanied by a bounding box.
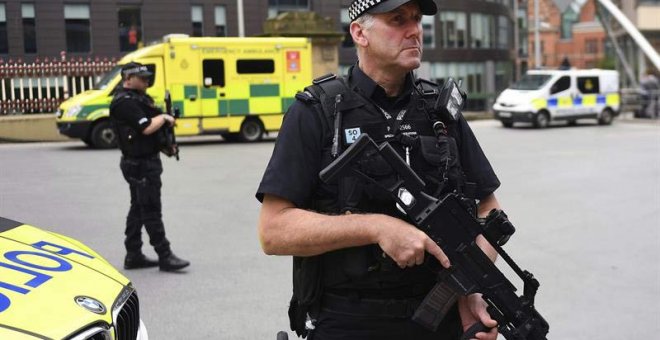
[110,88,162,158]
[300,74,467,292]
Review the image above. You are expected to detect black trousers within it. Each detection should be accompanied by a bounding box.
[308,294,462,340]
[120,155,171,257]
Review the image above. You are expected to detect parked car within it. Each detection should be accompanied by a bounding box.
[0,216,148,340]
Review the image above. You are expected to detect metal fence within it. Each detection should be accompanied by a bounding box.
[0,56,117,115]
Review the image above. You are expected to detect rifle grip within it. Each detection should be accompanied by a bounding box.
[459,322,491,340]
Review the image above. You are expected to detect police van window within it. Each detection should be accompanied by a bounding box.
[550,76,570,94]
[203,59,226,87]
[577,76,599,94]
[237,59,275,74]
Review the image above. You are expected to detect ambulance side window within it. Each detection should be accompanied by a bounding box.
[237,59,275,74]
[577,76,599,94]
[550,76,570,94]
[203,59,225,87]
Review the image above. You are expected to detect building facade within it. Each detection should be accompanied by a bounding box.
[0,0,517,109]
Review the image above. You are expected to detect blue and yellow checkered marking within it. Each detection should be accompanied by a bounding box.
[538,93,619,109]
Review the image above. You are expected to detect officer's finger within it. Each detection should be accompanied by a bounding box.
[424,238,450,268]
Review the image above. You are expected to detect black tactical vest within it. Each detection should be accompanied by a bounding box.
[110,89,162,158]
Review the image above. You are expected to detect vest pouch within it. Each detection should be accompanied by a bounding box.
[289,255,322,337]
[357,151,397,201]
[417,134,462,194]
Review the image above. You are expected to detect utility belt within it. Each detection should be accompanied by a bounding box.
[321,292,424,318]
[121,153,160,161]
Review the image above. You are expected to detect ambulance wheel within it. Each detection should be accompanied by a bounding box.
[598,108,614,125]
[90,120,118,149]
[239,119,264,142]
[533,111,549,129]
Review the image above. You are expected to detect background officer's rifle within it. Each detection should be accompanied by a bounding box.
[162,90,180,160]
[319,134,549,340]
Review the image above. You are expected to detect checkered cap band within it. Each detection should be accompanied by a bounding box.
[349,0,384,21]
[122,65,150,76]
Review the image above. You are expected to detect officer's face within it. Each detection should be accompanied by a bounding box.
[124,75,150,91]
[356,3,424,73]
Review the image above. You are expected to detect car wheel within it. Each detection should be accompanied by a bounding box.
[238,119,264,142]
[598,108,614,125]
[90,120,118,149]
[501,121,514,128]
[533,111,550,129]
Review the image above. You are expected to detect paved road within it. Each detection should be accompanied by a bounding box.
[1,117,658,339]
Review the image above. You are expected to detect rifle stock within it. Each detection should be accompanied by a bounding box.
[319,133,549,340]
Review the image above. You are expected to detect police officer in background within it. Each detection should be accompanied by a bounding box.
[257,0,502,339]
[110,62,190,272]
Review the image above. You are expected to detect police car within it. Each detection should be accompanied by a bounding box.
[493,69,620,128]
[0,217,148,340]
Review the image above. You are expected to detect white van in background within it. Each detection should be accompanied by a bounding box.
[492,69,620,128]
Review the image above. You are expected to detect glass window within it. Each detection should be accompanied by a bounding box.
[64,4,91,53]
[470,13,494,49]
[497,15,509,49]
[551,76,571,94]
[561,7,578,39]
[215,6,226,37]
[191,5,203,37]
[268,0,309,18]
[585,39,598,54]
[118,6,141,52]
[237,59,275,74]
[422,16,435,48]
[0,4,6,54]
[340,8,354,48]
[22,3,36,54]
[439,12,466,48]
[203,59,225,87]
[577,77,599,94]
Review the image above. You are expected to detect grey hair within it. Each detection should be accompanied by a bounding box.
[354,13,376,30]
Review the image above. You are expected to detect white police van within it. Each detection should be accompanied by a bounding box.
[493,69,620,128]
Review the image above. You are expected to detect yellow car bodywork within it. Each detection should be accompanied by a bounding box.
[0,217,148,340]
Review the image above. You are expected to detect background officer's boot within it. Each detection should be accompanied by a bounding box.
[124,252,159,269]
[159,252,190,272]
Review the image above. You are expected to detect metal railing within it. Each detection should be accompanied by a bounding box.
[0,56,117,115]
[621,88,660,118]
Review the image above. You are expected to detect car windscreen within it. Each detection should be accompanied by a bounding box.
[93,66,122,90]
[510,74,553,90]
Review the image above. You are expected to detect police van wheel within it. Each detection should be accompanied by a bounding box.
[90,121,118,149]
[598,108,614,125]
[533,111,549,129]
[239,119,264,142]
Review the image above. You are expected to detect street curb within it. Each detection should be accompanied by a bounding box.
[0,111,494,143]
[0,114,72,142]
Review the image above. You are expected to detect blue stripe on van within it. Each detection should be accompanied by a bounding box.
[547,98,558,107]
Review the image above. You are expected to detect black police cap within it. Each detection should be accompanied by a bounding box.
[348,0,438,22]
[121,62,153,78]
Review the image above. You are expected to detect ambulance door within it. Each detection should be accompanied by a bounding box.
[140,57,165,105]
[199,58,229,131]
[168,48,202,136]
[547,75,572,118]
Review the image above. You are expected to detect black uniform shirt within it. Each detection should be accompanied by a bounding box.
[110,88,161,157]
[256,66,500,208]
[110,89,153,132]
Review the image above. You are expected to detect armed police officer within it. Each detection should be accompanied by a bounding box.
[110,62,190,272]
[257,0,501,339]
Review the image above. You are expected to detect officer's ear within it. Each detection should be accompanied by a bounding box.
[350,21,369,48]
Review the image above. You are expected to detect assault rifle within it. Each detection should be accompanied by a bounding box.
[319,134,549,340]
[161,90,180,160]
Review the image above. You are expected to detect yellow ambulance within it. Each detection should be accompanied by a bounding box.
[0,216,148,339]
[56,35,313,148]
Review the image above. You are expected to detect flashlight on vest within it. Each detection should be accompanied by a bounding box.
[433,77,466,126]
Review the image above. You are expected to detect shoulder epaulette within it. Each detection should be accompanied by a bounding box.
[313,73,338,85]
